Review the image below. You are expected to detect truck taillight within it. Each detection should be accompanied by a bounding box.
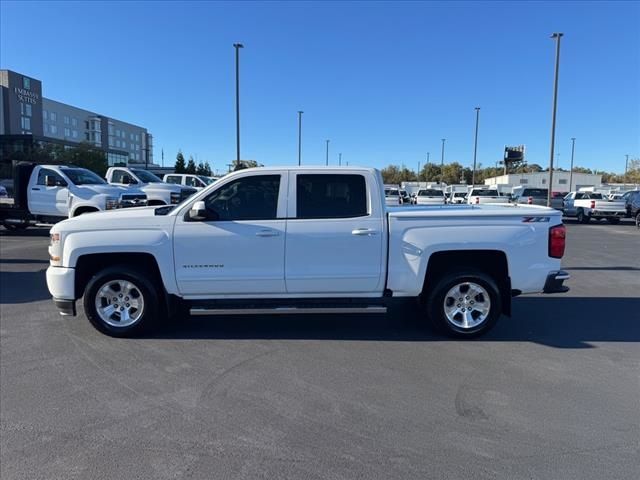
[527,197,533,205]
[549,224,566,259]
[590,200,595,209]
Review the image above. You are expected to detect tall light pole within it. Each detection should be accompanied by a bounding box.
[472,107,480,186]
[547,33,563,207]
[297,111,303,166]
[625,154,629,187]
[569,138,576,191]
[325,139,330,166]
[339,152,342,166]
[417,161,421,180]
[440,139,446,184]
[233,43,244,168]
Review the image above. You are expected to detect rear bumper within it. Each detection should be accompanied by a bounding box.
[543,270,570,294]
[591,210,625,217]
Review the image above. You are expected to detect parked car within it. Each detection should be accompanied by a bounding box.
[106,167,196,206]
[621,190,640,217]
[164,173,217,190]
[562,191,626,224]
[399,190,410,205]
[448,192,467,204]
[467,188,509,205]
[384,188,401,206]
[415,188,446,205]
[624,191,640,226]
[1,163,147,230]
[511,188,549,206]
[46,166,569,339]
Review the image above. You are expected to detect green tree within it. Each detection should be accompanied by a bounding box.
[420,163,441,182]
[52,143,108,176]
[174,151,186,173]
[196,162,206,175]
[203,162,212,176]
[441,162,464,184]
[186,156,197,174]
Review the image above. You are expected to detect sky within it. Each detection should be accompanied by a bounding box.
[1,0,638,175]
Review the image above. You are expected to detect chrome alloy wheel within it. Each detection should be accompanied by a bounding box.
[443,282,491,330]
[94,279,145,328]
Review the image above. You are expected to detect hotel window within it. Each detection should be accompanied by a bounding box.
[108,124,114,135]
[115,139,121,148]
[122,140,127,149]
[21,117,31,130]
[109,137,114,147]
[85,132,90,141]
[130,133,134,140]
[135,134,140,142]
[115,129,121,137]
[64,127,71,137]
[64,116,70,125]
[23,77,31,90]
[43,110,48,121]
[71,118,77,127]
[72,130,78,138]
[50,125,58,135]
[50,112,57,122]
[43,124,48,134]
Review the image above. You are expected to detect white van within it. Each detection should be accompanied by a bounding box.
[164,173,217,190]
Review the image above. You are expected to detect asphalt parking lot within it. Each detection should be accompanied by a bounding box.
[1,220,639,480]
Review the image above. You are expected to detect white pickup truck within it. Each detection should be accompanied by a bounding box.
[1,163,147,230]
[467,188,509,205]
[562,191,626,224]
[46,167,569,339]
[105,167,197,206]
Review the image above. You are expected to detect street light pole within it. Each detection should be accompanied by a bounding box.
[297,111,303,166]
[233,43,244,168]
[325,139,330,166]
[472,107,480,186]
[547,33,563,207]
[569,138,576,191]
[339,152,342,166]
[440,139,446,184]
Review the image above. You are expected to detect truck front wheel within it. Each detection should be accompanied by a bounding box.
[83,266,159,337]
[425,270,501,338]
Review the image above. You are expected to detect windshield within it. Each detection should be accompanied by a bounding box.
[60,168,107,185]
[385,189,399,196]
[454,192,466,197]
[588,193,604,199]
[199,176,215,185]
[418,189,444,196]
[471,189,500,196]
[132,169,163,183]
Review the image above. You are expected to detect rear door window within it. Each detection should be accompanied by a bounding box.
[296,174,367,219]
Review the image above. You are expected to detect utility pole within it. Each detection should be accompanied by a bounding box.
[297,111,303,166]
[472,107,480,186]
[547,33,563,207]
[417,161,421,181]
[339,152,342,166]
[440,139,446,184]
[624,154,629,188]
[233,43,244,168]
[325,139,330,166]
[569,138,576,191]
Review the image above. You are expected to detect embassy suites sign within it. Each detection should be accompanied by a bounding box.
[14,87,39,105]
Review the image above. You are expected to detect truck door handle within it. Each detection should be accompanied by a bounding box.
[255,229,280,237]
[352,228,378,236]
[32,187,41,191]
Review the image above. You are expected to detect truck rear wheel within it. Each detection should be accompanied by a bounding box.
[83,266,159,337]
[607,217,620,225]
[425,270,501,338]
[576,209,590,224]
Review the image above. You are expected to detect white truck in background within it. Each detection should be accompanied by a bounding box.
[467,187,509,205]
[563,191,627,224]
[46,166,569,339]
[1,163,147,230]
[105,167,197,206]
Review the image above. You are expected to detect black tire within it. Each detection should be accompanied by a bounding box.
[425,269,502,338]
[577,209,590,224]
[607,217,620,225]
[2,222,28,231]
[636,213,640,229]
[83,265,160,337]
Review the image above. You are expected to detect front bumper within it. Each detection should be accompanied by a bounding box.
[543,270,570,294]
[46,266,75,298]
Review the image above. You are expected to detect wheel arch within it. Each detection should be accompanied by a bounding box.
[423,250,512,316]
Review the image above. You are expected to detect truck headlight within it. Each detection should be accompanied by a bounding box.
[170,192,181,204]
[49,232,62,265]
[105,197,119,210]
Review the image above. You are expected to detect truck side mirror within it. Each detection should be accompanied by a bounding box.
[188,201,208,221]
